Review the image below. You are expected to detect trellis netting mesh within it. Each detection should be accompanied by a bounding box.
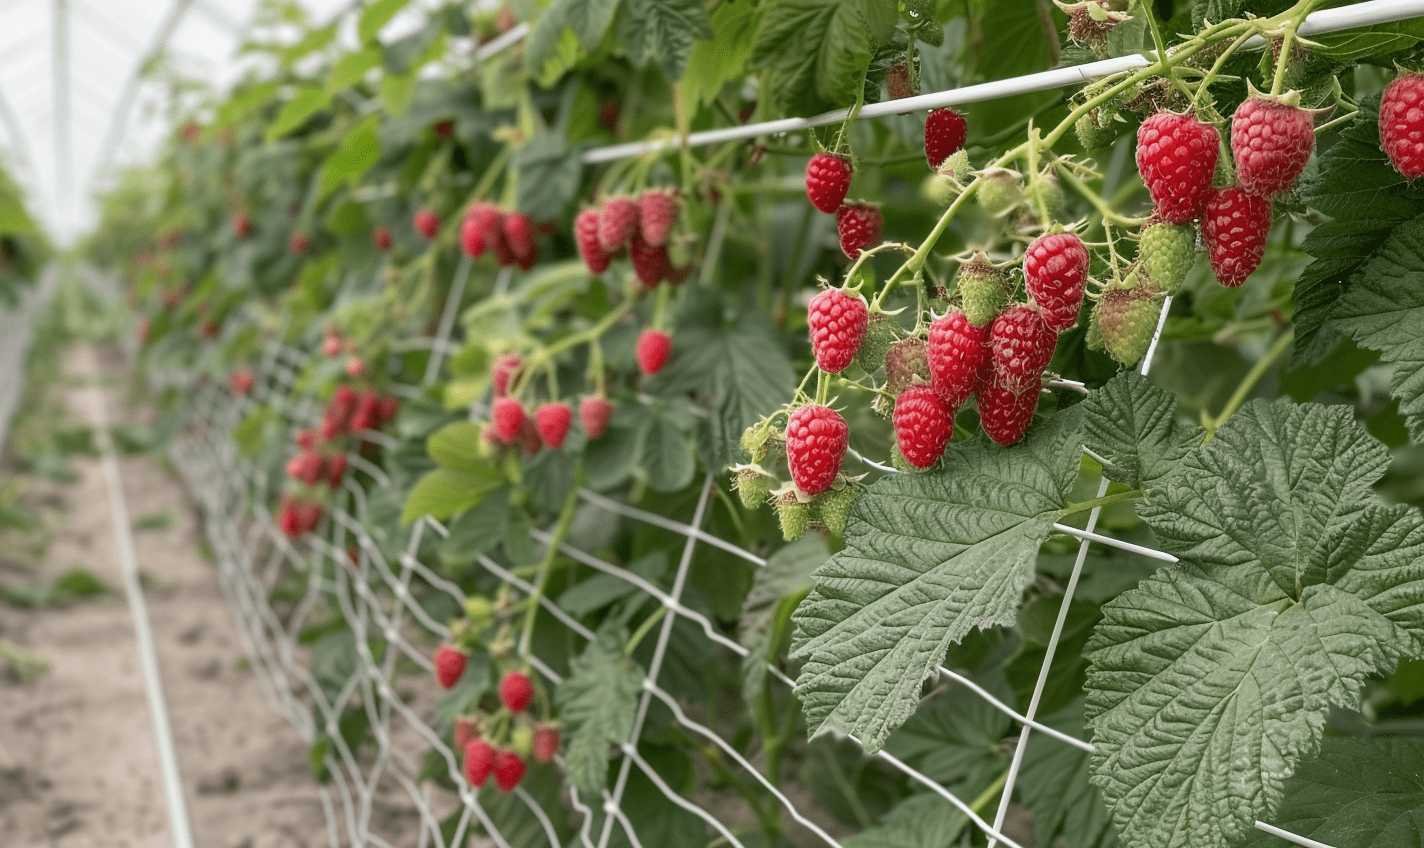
[130,3,1424,848]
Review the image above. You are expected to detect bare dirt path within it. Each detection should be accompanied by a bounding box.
[1,343,329,848]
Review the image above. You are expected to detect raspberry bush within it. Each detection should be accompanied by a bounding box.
[86,1,1424,847]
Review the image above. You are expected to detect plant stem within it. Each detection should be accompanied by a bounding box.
[625,606,667,655]
[519,468,583,657]
[1055,164,1147,227]
[1205,329,1293,435]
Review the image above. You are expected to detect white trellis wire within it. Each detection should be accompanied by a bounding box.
[136,1,1424,845]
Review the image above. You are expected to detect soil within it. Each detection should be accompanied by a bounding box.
[0,345,329,848]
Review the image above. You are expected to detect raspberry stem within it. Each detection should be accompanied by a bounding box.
[1204,329,1294,437]
[518,467,583,657]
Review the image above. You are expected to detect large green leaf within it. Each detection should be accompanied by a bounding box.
[1080,371,1200,488]
[514,134,584,222]
[790,410,1083,752]
[401,466,503,525]
[617,0,712,81]
[682,2,762,111]
[751,0,880,116]
[738,537,828,707]
[842,792,970,848]
[1085,399,1424,848]
[319,113,382,198]
[556,623,645,800]
[1327,215,1424,442]
[266,85,331,141]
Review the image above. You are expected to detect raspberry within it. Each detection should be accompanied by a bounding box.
[734,466,771,508]
[464,739,496,787]
[988,305,1057,393]
[463,203,501,258]
[533,723,560,763]
[805,152,853,214]
[454,716,480,752]
[278,498,301,538]
[956,254,1011,326]
[1138,221,1197,294]
[887,63,913,99]
[287,450,324,487]
[414,208,441,241]
[434,644,467,689]
[326,453,348,488]
[232,214,252,238]
[814,486,856,537]
[580,396,614,440]
[1203,186,1271,287]
[774,492,810,541]
[1231,95,1314,197]
[517,418,542,456]
[977,169,1023,216]
[853,313,897,372]
[535,403,572,449]
[499,670,535,712]
[598,196,640,252]
[893,386,955,469]
[296,500,324,534]
[502,212,537,263]
[924,108,968,169]
[807,288,869,374]
[492,397,526,443]
[928,309,989,410]
[785,405,849,495]
[630,233,671,288]
[1135,112,1220,223]
[1023,232,1089,332]
[493,750,526,793]
[574,208,612,273]
[835,203,883,259]
[882,338,930,403]
[492,353,521,398]
[289,232,309,255]
[636,330,671,375]
[976,381,1039,446]
[230,370,255,395]
[638,189,679,247]
[1096,286,1163,366]
[1380,73,1424,179]
[377,396,400,427]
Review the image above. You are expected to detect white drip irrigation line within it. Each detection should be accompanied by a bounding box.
[580,0,1424,165]
[83,348,195,848]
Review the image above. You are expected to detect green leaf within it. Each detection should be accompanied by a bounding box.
[751,0,877,116]
[326,46,382,93]
[1246,736,1424,848]
[360,0,410,43]
[882,676,1012,789]
[1086,399,1424,848]
[556,623,645,799]
[319,113,382,198]
[530,0,621,67]
[1080,371,1201,488]
[638,406,695,493]
[426,422,489,475]
[438,489,511,566]
[266,85,330,141]
[682,2,762,111]
[514,134,584,222]
[617,0,712,81]
[790,410,1084,752]
[739,538,828,707]
[1312,17,1424,62]
[1018,702,1117,848]
[842,792,970,848]
[1326,215,1424,442]
[401,467,503,525]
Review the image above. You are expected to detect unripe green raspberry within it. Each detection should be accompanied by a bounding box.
[775,492,810,541]
[740,419,774,463]
[940,149,972,181]
[854,313,898,372]
[883,337,929,396]
[922,173,958,206]
[814,486,856,537]
[978,169,1023,216]
[465,596,493,625]
[1096,286,1162,366]
[733,466,771,509]
[1084,305,1106,351]
[510,724,534,758]
[956,253,1011,326]
[1138,221,1197,294]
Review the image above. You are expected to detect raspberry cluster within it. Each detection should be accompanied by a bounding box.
[574,190,691,286]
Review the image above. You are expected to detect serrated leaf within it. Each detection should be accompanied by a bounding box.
[319,113,381,198]
[1081,371,1200,488]
[751,0,876,116]
[1246,736,1424,848]
[842,792,970,848]
[438,490,511,566]
[327,46,382,93]
[882,676,1012,789]
[1327,214,1424,442]
[1086,399,1424,848]
[1312,17,1424,61]
[514,134,583,222]
[638,408,695,493]
[401,467,503,525]
[790,410,1084,752]
[739,538,828,707]
[530,0,620,66]
[426,422,489,475]
[556,623,645,799]
[682,2,761,110]
[618,0,712,81]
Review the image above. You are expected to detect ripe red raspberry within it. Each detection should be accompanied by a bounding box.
[491,354,521,398]
[835,202,884,260]
[630,233,671,288]
[454,716,479,752]
[1380,73,1424,179]
[1136,112,1220,223]
[320,414,344,441]
[517,418,542,456]
[373,226,392,251]
[636,330,672,375]
[464,739,496,787]
[977,380,1039,446]
[807,288,869,374]
[377,396,400,426]
[232,214,253,238]
[463,203,502,259]
[580,396,614,440]
[296,430,317,450]
[289,232,310,255]
[535,403,572,449]
[785,404,849,495]
[323,335,342,358]
[326,453,348,488]
[928,310,989,410]
[988,305,1057,393]
[1203,186,1271,287]
[492,397,526,443]
[893,386,954,469]
[598,196,640,252]
[278,497,302,538]
[1023,232,1089,332]
[533,722,560,763]
[638,189,678,247]
[805,152,853,214]
[434,644,467,689]
[502,212,537,263]
[493,750,526,793]
[434,118,455,140]
[331,384,357,413]
[574,208,611,273]
[414,208,441,240]
[500,670,534,712]
[230,369,255,395]
[287,449,325,487]
[925,108,968,169]
[1231,95,1314,196]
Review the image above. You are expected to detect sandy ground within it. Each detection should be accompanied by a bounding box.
[0,345,329,848]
